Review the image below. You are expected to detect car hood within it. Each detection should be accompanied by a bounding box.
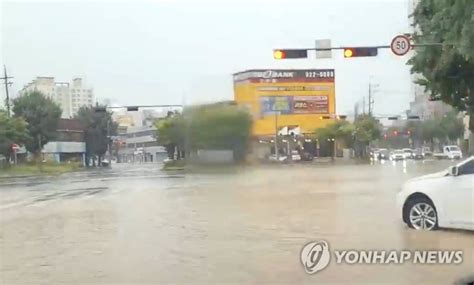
[409,170,448,182]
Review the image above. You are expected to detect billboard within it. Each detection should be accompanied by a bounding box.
[260,95,329,116]
[233,69,335,136]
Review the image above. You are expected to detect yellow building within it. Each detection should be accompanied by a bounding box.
[233,69,336,137]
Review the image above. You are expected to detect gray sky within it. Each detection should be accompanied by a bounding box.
[1,0,413,116]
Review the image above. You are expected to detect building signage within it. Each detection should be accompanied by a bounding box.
[234,69,335,83]
[260,95,329,116]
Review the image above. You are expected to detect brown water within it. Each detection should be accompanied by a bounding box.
[1,160,473,284]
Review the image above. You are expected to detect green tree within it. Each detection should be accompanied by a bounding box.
[75,105,117,166]
[156,103,253,162]
[409,0,474,131]
[0,111,29,162]
[314,120,355,148]
[156,112,185,159]
[440,111,464,142]
[187,104,252,161]
[354,115,381,144]
[12,91,62,157]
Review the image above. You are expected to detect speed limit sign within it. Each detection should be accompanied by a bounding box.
[390,35,411,56]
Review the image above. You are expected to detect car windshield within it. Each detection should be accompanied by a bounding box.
[1,0,473,284]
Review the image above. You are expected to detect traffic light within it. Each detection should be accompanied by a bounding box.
[388,116,399,120]
[94,107,107,113]
[343,47,378,58]
[273,49,308,59]
[127,106,139,112]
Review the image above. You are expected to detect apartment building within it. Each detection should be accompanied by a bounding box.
[19,77,94,118]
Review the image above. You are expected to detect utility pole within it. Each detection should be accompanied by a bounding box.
[368,83,372,116]
[1,65,14,117]
[362,96,366,115]
[368,78,378,116]
[274,112,279,160]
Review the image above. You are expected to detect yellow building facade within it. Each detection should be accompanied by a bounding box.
[233,69,336,137]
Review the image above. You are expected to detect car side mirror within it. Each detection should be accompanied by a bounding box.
[449,166,459,176]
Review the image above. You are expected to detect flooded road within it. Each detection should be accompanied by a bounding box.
[1,160,473,284]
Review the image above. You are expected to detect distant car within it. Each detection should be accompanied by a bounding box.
[377,149,390,160]
[390,150,405,161]
[422,147,433,157]
[291,150,301,161]
[412,149,425,160]
[268,154,287,162]
[443,145,463,160]
[397,156,474,231]
[300,152,314,161]
[372,150,381,160]
[402,148,414,159]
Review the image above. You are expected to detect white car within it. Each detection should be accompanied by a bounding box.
[390,150,405,161]
[402,148,414,159]
[443,145,463,159]
[397,156,474,231]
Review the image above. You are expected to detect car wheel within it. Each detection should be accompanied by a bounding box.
[405,198,438,231]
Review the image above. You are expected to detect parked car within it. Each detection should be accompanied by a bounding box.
[412,148,425,160]
[397,156,474,231]
[377,149,390,160]
[402,148,414,159]
[390,150,405,161]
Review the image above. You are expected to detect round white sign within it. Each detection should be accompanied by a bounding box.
[390,35,411,56]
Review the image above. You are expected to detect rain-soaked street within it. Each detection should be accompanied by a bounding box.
[0,160,473,284]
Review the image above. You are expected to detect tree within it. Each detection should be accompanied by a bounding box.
[440,111,464,142]
[12,91,62,157]
[75,105,117,166]
[156,103,253,162]
[314,120,355,147]
[354,115,381,144]
[408,0,474,131]
[0,111,29,162]
[156,113,185,159]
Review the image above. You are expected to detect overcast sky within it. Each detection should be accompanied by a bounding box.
[1,0,414,116]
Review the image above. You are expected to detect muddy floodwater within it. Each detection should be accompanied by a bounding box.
[1,160,473,284]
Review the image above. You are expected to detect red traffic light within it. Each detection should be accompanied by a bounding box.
[273,49,308,59]
[343,47,378,58]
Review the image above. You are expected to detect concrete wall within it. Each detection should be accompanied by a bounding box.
[191,150,234,164]
[42,141,86,153]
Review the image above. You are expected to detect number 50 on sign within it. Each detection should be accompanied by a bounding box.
[391,35,411,56]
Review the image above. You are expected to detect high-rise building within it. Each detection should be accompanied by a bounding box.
[19,77,94,118]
